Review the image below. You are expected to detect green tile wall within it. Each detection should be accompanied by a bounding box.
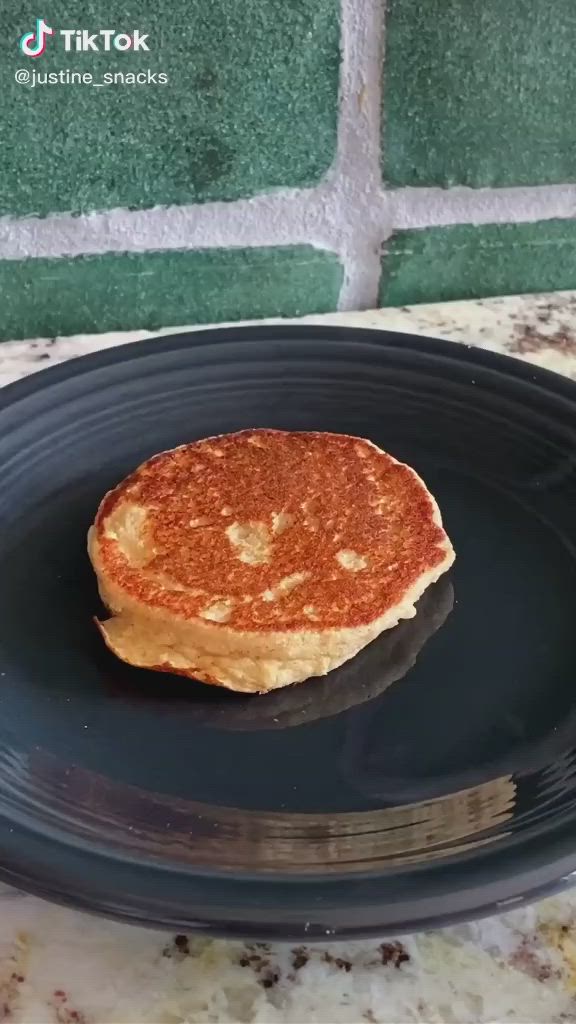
[3,0,339,215]
[380,221,576,306]
[0,248,343,341]
[383,0,576,187]
[1,0,576,340]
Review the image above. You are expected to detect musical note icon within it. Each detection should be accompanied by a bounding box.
[19,18,54,58]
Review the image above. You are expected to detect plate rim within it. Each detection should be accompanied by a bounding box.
[2,324,576,412]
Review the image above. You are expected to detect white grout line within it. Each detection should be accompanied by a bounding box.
[388,185,576,230]
[2,182,574,265]
[323,0,387,309]
[0,192,317,259]
[0,0,575,316]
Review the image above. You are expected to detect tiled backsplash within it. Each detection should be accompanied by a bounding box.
[1,0,575,340]
[2,2,339,215]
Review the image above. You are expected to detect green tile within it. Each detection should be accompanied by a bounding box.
[383,0,576,187]
[379,221,576,306]
[0,247,343,341]
[3,0,339,215]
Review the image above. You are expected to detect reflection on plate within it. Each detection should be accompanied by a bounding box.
[9,745,514,873]
[104,575,454,731]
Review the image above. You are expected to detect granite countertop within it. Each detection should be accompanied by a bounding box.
[1,292,576,1023]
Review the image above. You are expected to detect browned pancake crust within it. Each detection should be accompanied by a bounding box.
[94,429,449,631]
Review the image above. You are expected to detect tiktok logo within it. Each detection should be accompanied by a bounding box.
[19,18,54,58]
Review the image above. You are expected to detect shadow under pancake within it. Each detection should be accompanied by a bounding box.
[103,575,454,731]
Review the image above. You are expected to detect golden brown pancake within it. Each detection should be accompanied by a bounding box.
[89,429,455,692]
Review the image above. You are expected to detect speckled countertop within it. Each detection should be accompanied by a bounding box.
[1,290,576,391]
[1,292,576,1023]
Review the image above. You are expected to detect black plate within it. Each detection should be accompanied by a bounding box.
[1,326,576,940]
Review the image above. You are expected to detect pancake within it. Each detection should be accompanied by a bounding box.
[88,429,455,692]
